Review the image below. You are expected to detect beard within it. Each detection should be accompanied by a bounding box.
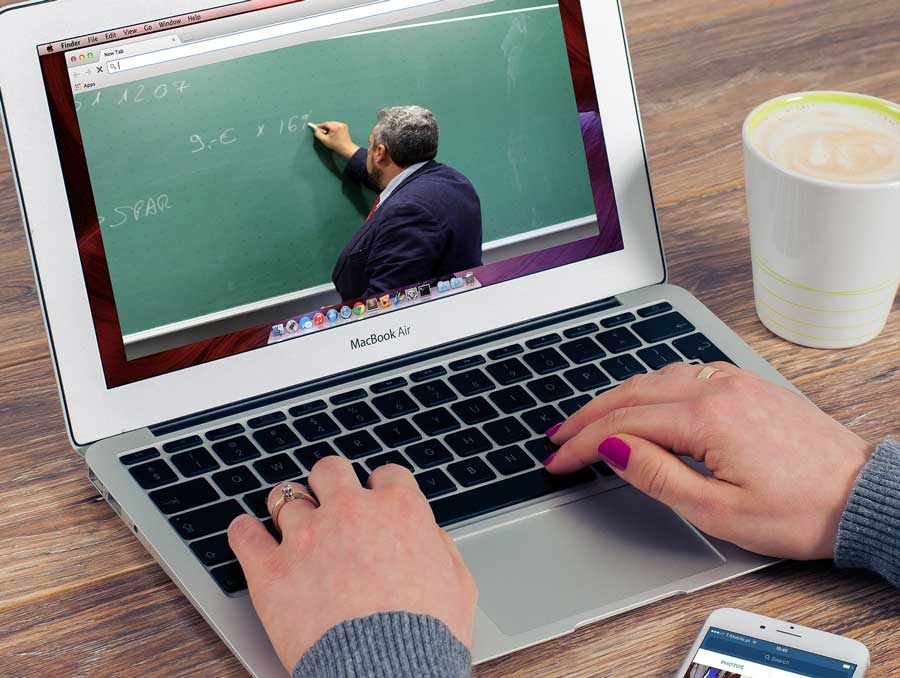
[369,164,385,189]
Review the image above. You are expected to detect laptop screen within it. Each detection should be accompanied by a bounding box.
[38,0,623,388]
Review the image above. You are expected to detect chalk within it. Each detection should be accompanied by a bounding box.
[308,122,321,133]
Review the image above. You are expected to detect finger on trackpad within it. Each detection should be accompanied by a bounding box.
[456,486,723,635]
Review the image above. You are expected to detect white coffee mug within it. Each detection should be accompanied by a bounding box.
[742,91,900,349]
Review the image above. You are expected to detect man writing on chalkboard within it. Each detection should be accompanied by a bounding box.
[310,106,483,301]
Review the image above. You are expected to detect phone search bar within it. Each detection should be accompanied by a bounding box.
[110,0,440,73]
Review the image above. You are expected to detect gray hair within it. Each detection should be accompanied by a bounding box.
[373,105,439,167]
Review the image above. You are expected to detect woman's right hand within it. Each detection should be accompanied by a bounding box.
[545,362,872,560]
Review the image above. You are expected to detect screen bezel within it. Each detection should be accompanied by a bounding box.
[677,608,870,678]
[0,0,664,445]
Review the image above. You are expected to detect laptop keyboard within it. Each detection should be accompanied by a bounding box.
[119,302,733,594]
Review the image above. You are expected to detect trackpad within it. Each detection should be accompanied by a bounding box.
[457,487,723,636]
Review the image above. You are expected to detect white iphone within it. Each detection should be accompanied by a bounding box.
[675,608,869,678]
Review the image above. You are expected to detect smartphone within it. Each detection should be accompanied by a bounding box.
[676,608,869,678]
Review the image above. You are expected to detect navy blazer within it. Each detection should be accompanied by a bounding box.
[331,148,483,301]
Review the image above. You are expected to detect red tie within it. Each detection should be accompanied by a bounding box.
[366,195,381,221]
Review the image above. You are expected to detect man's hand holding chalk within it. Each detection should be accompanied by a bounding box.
[309,120,360,159]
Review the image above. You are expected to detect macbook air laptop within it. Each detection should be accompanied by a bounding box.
[0,0,784,674]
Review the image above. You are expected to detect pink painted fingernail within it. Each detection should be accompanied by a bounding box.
[545,423,562,437]
[542,452,556,466]
[597,437,630,470]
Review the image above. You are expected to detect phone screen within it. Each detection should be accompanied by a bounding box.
[683,627,858,678]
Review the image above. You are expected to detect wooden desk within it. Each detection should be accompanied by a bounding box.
[1,0,898,674]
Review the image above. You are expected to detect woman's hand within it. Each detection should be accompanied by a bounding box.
[228,457,477,672]
[546,362,872,560]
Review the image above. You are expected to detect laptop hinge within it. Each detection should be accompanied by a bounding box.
[149,296,621,436]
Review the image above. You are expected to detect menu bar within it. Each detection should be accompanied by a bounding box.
[38,0,303,55]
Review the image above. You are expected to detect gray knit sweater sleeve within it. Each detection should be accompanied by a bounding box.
[835,438,900,587]
[293,612,471,678]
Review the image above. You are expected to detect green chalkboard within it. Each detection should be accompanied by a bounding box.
[75,0,595,336]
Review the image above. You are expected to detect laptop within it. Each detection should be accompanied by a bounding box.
[0,0,785,674]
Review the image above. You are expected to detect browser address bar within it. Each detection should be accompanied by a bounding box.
[110,0,441,73]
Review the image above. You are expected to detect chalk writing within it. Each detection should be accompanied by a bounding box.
[99,194,172,229]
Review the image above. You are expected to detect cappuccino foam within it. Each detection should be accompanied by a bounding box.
[752,101,900,183]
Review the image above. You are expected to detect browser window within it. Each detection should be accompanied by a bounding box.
[39,0,623,387]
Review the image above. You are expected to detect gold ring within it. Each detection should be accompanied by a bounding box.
[271,484,318,534]
[697,365,722,381]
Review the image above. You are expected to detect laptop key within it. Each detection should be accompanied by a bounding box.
[593,462,616,477]
[406,440,454,469]
[205,423,244,441]
[353,463,370,486]
[412,407,460,436]
[212,466,261,496]
[415,469,456,499]
[190,533,235,567]
[129,459,177,489]
[211,436,260,465]
[563,364,612,392]
[120,448,159,466]
[374,420,421,448]
[525,438,558,464]
[487,344,524,360]
[334,430,382,460]
[525,333,561,349]
[445,428,492,457]
[486,358,532,385]
[637,344,683,370]
[486,445,534,475]
[410,380,457,407]
[447,458,496,488]
[211,561,247,594]
[170,499,244,540]
[288,400,327,417]
[366,451,415,473]
[253,454,302,484]
[254,424,301,452]
[330,389,367,405]
[333,402,380,430]
[632,312,695,343]
[370,377,408,394]
[150,478,219,515]
[243,487,272,518]
[521,405,565,435]
[372,391,420,418]
[489,385,537,414]
[601,355,647,381]
[172,447,219,478]
[596,327,641,353]
[293,414,340,442]
[559,394,592,417]
[559,337,606,364]
[526,375,574,403]
[673,333,735,364]
[483,418,530,446]
[600,312,636,328]
[448,369,495,396]
[409,366,447,383]
[451,397,499,426]
[637,301,672,318]
[523,348,569,375]
[247,412,286,429]
[294,442,338,472]
[449,355,485,371]
[430,467,596,527]
[563,323,598,339]
[162,435,203,454]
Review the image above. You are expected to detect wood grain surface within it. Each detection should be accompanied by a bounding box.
[1,0,899,675]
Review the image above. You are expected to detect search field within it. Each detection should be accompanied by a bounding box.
[112,0,440,73]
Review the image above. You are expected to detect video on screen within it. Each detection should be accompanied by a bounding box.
[43,0,622,385]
